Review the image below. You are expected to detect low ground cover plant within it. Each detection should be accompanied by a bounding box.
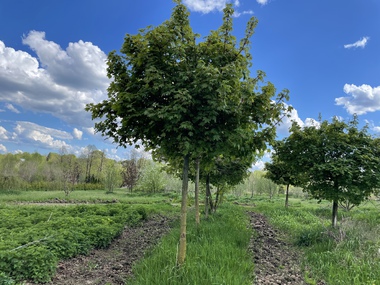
[0,203,149,283]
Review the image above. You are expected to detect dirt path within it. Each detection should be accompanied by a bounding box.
[248,212,326,285]
[27,214,174,285]
[26,210,325,285]
[248,212,307,284]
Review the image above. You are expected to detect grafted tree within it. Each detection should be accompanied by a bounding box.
[265,140,305,208]
[86,1,290,264]
[283,116,380,227]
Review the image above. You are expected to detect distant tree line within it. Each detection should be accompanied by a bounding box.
[0,146,181,194]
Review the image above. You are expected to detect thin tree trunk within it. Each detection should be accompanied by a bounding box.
[214,187,220,213]
[285,184,289,208]
[177,154,189,266]
[205,174,211,219]
[195,158,200,226]
[332,199,338,227]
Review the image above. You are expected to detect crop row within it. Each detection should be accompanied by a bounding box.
[0,203,147,283]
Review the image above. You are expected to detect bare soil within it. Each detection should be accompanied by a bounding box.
[26,214,175,285]
[26,210,326,285]
[248,212,326,285]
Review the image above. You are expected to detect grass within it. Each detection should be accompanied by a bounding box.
[128,203,253,285]
[232,195,380,285]
[3,189,380,284]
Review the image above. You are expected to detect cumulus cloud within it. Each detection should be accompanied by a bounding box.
[335,84,380,115]
[13,121,72,150]
[0,126,9,140]
[83,127,95,135]
[344,36,369,49]
[73,128,83,140]
[0,31,110,127]
[251,151,272,171]
[0,144,7,152]
[373,126,380,133]
[364,120,380,134]
[257,0,269,5]
[276,104,319,135]
[183,0,250,14]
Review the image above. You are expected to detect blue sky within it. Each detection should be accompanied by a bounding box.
[0,0,379,166]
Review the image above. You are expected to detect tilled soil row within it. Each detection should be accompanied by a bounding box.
[26,210,325,285]
[27,214,174,285]
[248,211,308,285]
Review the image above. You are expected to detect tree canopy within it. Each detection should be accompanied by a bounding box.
[86,1,290,263]
[278,116,380,227]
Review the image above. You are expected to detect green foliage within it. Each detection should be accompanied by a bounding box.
[0,272,16,285]
[278,116,380,226]
[0,204,148,283]
[103,161,123,193]
[136,161,167,193]
[86,1,290,179]
[0,149,122,191]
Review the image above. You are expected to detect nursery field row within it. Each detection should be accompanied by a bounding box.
[0,203,150,283]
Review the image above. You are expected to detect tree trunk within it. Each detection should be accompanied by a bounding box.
[195,158,200,226]
[177,154,189,266]
[285,184,289,208]
[214,187,219,213]
[332,199,338,227]
[205,174,212,219]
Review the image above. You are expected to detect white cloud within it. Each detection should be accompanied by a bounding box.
[373,126,380,133]
[344,36,369,49]
[335,84,380,115]
[304,118,320,128]
[251,151,272,171]
[73,128,83,140]
[183,0,244,13]
[5,103,20,113]
[0,126,9,140]
[0,144,7,152]
[15,121,73,139]
[13,121,72,150]
[257,0,269,5]
[233,10,254,17]
[276,103,321,137]
[0,31,110,128]
[365,120,380,134]
[84,127,95,135]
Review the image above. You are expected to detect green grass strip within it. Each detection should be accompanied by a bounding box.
[128,203,253,285]
[250,196,380,285]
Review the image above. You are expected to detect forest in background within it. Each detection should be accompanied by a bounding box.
[0,146,290,202]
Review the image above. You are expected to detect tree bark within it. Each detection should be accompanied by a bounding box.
[177,154,189,265]
[285,184,289,208]
[214,187,220,213]
[205,174,213,219]
[332,199,338,227]
[195,158,200,226]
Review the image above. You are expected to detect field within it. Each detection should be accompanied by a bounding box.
[1,189,380,285]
